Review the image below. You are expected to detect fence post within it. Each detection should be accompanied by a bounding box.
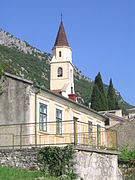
[12,134,14,150]
[20,124,22,148]
[74,119,77,145]
[115,130,118,150]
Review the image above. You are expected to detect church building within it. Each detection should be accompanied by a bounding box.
[0,20,115,149]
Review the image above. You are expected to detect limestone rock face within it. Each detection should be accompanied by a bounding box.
[0,29,50,61]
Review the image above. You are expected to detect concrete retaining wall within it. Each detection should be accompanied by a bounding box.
[75,147,122,180]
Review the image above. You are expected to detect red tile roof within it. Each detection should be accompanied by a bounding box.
[53,20,69,48]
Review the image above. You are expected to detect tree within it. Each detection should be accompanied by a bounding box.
[91,84,102,111]
[107,78,119,110]
[115,100,120,110]
[107,79,116,110]
[91,72,108,111]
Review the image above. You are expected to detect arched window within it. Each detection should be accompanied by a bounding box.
[58,67,63,77]
[59,51,62,57]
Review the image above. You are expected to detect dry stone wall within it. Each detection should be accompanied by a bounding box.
[0,148,40,171]
[111,119,135,150]
[0,147,123,180]
[119,160,135,180]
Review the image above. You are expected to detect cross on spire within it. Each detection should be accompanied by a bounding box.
[61,13,63,21]
[53,15,69,48]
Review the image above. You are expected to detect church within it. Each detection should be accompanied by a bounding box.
[0,20,115,149]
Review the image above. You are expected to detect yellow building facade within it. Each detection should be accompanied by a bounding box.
[28,87,106,147]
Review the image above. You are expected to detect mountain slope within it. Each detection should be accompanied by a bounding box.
[0,29,133,112]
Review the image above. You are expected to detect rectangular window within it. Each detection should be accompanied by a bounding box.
[88,121,93,144]
[56,109,62,135]
[39,103,47,131]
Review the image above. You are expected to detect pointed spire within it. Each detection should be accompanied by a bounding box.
[61,13,63,21]
[53,18,69,48]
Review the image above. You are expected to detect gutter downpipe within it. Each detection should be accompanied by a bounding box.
[35,87,41,146]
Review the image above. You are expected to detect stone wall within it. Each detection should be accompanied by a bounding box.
[119,160,135,180]
[75,147,122,180]
[0,148,40,171]
[111,119,135,149]
[0,147,123,180]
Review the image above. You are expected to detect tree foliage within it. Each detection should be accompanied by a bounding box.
[107,79,116,110]
[0,45,50,89]
[107,79,119,110]
[119,145,135,161]
[91,72,108,111]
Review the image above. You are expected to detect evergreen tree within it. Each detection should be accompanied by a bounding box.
[91,72,108,111]
[115,100,120,110]
[107,78,119,110]
[91,84,101,111]
[107,79,115,110]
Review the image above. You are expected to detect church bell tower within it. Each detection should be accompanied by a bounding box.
[50,19,76,100]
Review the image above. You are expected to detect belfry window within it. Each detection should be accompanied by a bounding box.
[59,51,62,57]
[58,67,63,77]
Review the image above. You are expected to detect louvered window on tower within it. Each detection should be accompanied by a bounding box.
[58,67,63,77]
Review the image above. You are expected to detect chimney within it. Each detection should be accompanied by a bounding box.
[68,93,76,102]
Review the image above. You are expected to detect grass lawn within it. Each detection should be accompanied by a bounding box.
[0,166,57,180]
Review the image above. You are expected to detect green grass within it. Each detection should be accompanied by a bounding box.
[0,166,57,180]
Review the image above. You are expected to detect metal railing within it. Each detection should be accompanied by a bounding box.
[0,120,117,150]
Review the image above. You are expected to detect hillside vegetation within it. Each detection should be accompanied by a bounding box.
[0,29,133,112]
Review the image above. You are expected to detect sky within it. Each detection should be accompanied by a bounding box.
[0,0,135,105]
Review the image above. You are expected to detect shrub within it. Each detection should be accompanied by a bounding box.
[37,145,77,179]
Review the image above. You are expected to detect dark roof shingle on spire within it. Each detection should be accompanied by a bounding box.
[53,20,69,48]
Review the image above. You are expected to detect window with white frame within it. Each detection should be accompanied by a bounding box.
[56,108,62,135]
[39,103,47,131]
